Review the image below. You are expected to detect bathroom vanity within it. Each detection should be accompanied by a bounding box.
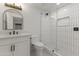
[0,34,31,56]
[0,6,31,56]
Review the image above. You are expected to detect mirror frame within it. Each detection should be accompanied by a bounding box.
[3,9,23,30]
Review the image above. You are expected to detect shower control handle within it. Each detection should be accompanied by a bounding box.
[73,27,79,31]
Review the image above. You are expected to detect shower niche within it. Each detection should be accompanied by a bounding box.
[3,9,23,30]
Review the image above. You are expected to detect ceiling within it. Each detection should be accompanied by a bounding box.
[32,3,56,11]
[31,3,70,12]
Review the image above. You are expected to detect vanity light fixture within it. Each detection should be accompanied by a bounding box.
[5,3,22,11]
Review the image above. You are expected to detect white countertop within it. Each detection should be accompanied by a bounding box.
[0,33,31,39]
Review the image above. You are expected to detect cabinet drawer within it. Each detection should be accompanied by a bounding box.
[12,36,28,43]
[0,36,30,46]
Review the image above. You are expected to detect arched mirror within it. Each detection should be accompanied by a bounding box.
[3,9,23,30]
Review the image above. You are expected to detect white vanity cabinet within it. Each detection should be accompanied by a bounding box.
[0,34,31,56]
[0,44,12,56]
[14,41,29,56]
[0,38,12,56]
[13,36,30,56]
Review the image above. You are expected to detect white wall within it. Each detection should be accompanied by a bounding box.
[0,3,41,37]
[22,4,41,35]
[41,11,57,51]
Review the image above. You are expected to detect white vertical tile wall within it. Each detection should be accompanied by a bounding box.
[56,4,79,56]
[41,4,79,56]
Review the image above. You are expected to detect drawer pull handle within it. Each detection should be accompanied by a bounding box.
[11,45,13,52]
[10,45,15,52]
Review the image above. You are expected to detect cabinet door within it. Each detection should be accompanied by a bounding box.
[0,45,12,56]
[14,40,30,56]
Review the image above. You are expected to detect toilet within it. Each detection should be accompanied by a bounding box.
[31,35,44,56]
